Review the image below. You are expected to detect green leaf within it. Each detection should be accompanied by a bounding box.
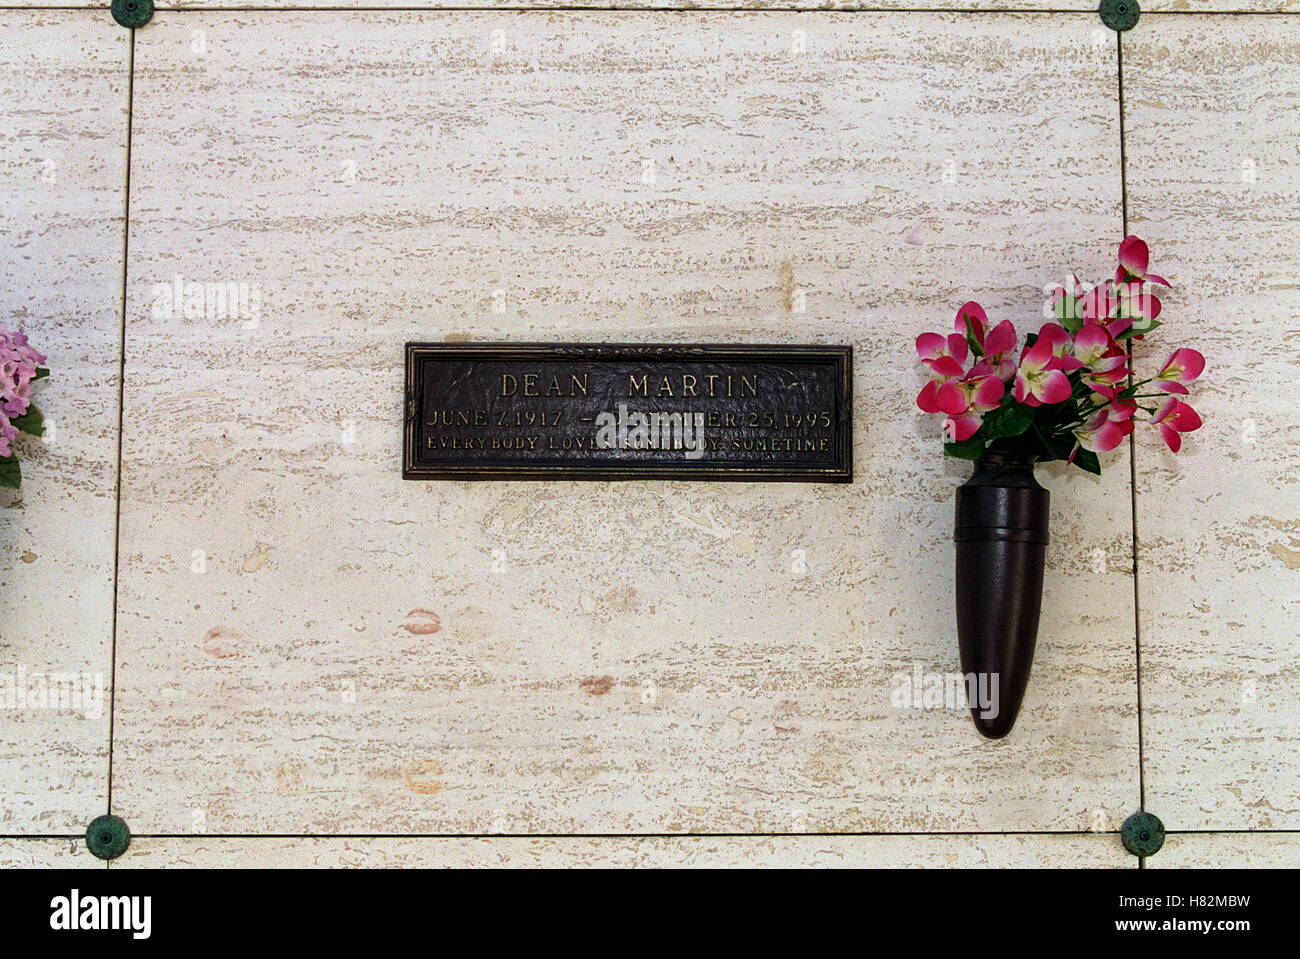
[1117,320,1162,340]
[0,454,19,489]
[1054,295,1085,335]
[981,398,1035,440]
[33,367,50,380]
[944,436,986,461]
[11,404,44,437]
[1071,448,1102,476]
[962,314,985,357]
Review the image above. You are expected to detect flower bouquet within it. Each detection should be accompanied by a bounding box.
[1,324,49,489]
[914,237,1204,738]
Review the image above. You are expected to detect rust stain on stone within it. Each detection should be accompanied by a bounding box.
[401,609,441,634]
[580,675,615,696]
[276,760,308,795]
[241,544,271,573]
[403,759,445,795]
[604,583,641,614]
[777,257,796,314]
[201,626,244,659]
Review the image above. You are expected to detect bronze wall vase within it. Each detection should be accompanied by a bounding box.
[953,444,1051,738]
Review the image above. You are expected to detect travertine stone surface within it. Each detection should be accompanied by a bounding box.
[117,833,1129,867]
[1155,833,1300,868]
[1124,18,1300,831]
[11,3,1295,14]
[0,14,128,833]
[0,2,1112,10]
[112,12,1137,835]
[0,838,102,868]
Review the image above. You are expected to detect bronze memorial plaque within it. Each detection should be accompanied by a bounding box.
[403,343,852,482]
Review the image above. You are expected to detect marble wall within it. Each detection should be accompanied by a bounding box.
[0,6,1295,867]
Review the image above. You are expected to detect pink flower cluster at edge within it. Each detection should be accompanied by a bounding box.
[915,236,1204,460]
[0,324,46,458]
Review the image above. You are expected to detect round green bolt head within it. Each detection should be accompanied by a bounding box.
[1121,811,1165,857]
[1100,0,1140,32]
[111,0,154,29]
[85,814,131,861]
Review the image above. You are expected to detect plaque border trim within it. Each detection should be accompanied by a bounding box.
[403,342,853,483]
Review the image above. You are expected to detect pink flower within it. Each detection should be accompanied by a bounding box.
[916,379,942,415]
[981,319,1018,379]
[916,331,968,382]
[950,301,1017,378]
[1071,408,1135,457]
[916,332,968,412]
[1154,348,1205,395]
[1061,323,1109,371]
[1079,281,1143,339]
[1151,397,1202,452]
[954,301,989,346]
[916,309,1016,421]
[1035,322,1072,361]
[8,328,46,368]
[1014,331,1072,407]
[0,354,34,419]
[1116,235,1170,288]
[1116,280,1162,336]
[1055,322,1129,392]
[1100,393,1138,423]
[1082,282,1116,324]
[1080,350,1130,397]
[932,362,1005,442]
[0,325,47,482]
[0,417,15,458]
